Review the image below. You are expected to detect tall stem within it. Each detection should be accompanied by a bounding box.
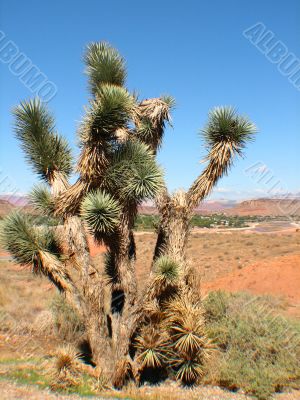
[51,171,111,367]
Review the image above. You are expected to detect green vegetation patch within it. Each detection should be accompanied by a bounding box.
[0,359,99,396]
[203,291,300,399]
[134,213,257,231]
[1,366,50,388]
[134,214,159,231]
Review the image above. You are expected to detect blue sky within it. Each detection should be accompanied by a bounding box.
[0,0,299,200]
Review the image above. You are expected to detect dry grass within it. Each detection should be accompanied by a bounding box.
[0,260,56,360]
[50,294,85,342]
[110,380,253,400]
[0,285,9,307]
[0,261,54,323]
[49,345,81,391]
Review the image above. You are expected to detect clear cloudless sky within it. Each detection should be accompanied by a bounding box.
[0,0,299,200]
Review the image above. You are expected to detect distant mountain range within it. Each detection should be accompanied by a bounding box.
[0,194,34,218]
[140,198,300,217]
[1,195,300,217]
[225,198,300,217]
[0,194,29,206]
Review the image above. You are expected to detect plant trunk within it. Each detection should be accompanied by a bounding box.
[153,191,191,265]
[83,278,112,373]
[103,207,139,386]
[64,217,112,370]
[51,172,111,370]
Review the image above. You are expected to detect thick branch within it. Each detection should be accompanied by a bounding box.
[135,97,173,154]
[187,142,235,211]
[38,251,83,313]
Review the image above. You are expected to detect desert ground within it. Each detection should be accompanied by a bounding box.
[0,220,300,399]
[133,224,300,309]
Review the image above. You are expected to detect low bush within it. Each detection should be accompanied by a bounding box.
[202,291,300,399]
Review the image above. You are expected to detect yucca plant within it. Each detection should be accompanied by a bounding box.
[135,324,169,370]
[173,354,206,385]
[84,42,127,94]
[134,324,170,384]
[165,294,214,385]
[50,345,82,390]
[1,41,256,387]
[143,256,181,304]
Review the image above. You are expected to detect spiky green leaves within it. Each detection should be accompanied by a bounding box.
[102,141,164,203]
[187,107,256,209]
[122,161,163,201]
[174,356,206,385]
[84,42,126,94]
[79,84,136,144]
[202,107,256,153]
[13,99,72,182]
[135,325,169,369]
[61,140,161,217]
[0,212,57,266]
[29,184,54,216]
[146,256,181,302]
[160,95,176,110]
[134,292,214,384]
[166,294,214,384]
[0,212,74,293]
[154,256,180,284]
[81,190,121,237]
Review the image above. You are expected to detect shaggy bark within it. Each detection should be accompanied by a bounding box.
[106,210,138,378]
[50,171,112,369]
[49,169,136,374]
[154,190,191,265]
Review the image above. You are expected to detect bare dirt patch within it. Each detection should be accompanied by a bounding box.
[133,230,300,293]
[202,253,300,315]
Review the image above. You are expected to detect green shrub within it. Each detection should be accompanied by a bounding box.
[134,214,160,231]
[203,291,300,399]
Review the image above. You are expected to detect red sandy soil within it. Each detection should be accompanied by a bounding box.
[87,236,106,256]
[202,253,300,306]
[88,235,300,316]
